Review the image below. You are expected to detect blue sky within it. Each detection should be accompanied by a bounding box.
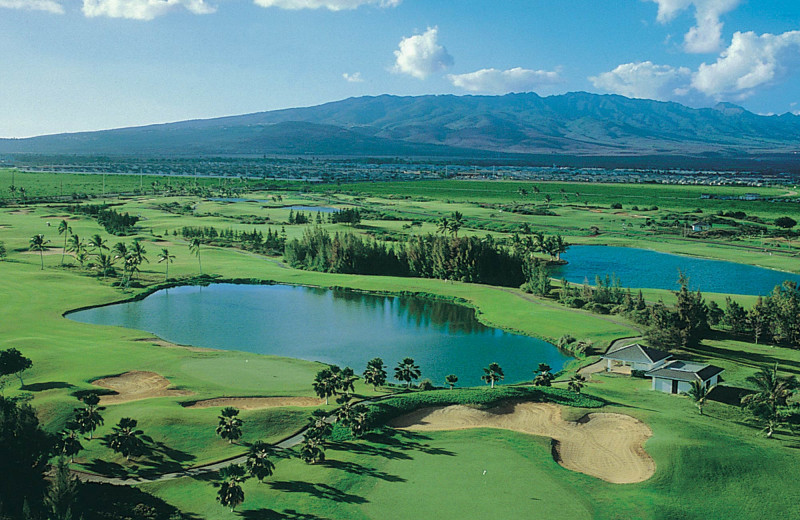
[1,0,799,137]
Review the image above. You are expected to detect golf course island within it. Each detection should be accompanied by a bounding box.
[2,170,800,519]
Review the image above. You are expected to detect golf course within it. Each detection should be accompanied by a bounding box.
[2,168,800,519]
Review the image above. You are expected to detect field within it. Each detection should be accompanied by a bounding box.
[2,171,800,519]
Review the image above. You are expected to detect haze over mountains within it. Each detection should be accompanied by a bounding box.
[3,92,800,161]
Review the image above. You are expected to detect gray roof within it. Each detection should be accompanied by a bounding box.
[603,343,672,365]
[645,360,724,382]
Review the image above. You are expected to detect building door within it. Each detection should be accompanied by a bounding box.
[671,380,679,394]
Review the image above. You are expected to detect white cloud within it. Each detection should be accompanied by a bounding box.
[692,30,800,99]
[649,0,740,53]
[589,61,691,100]
[0,0,64,13]
[392,26,453,80]
[82,0,215,20]
[342,72,364,83]
[447,67,561,94]
[253,0,399,10]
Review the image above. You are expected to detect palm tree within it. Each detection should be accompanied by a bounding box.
[94,253,116,280]
[107,417,146,461]
[683,379,713,415]
[57,220,71,265]
[112,242,129,281]
[449,211,464,238]
[216,407,243,444]
[67,234,86,265]
[74,394,103,440]
[299,436,326,464]
[312,368,338,405]
[481,362,504,389]
[57,421,84,463]
[533,363,554,387]
[741,364,798,437]
[130,240,149,270]
[436,217,450,235]
[395,357,421,388]
[568,374,587,394]
[29,234,49,269]
[88,234,108,254]
[363,358,387,391]
[215,464,249,512]
[445,374,458,390]
[189,238,202,274]
[305,410,332,441]
[157,248,176,281]
[245,440,276,483]
[347,404,370,438]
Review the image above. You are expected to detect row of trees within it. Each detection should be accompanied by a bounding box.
[285,228,529,287]
[67,204,139,235]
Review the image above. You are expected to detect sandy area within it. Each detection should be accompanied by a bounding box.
[186,397,324,410]
[9,209,31,215]
[152,240,172,246]
[21,248,68,256]
[134,337,213,352]
[93,371,193,405]
[391,402,654,484]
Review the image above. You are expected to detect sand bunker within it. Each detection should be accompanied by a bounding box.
[186,397,324,410]
[392,402,654,484]
[22,249,67,256]
[93,371,193,405]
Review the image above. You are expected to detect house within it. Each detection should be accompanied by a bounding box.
[601,343,672,373]
[690,221,711,232]
[646,361,724,394]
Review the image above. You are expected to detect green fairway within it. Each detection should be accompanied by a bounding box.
[2,173,800,519]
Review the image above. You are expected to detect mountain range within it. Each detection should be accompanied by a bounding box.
[2,92,800,162]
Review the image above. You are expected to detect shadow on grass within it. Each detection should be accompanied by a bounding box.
[320,459,406,483]
[87,437,197,479]
[238,509,331,520]
[269,481,368,504]
[21,381,74,392]
[79,482,203,520]
[685,339,800,376]
[329,428,456,461]
[707,384,754,405]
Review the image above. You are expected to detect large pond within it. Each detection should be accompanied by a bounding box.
[551,245,800,295]
[67,284,567,386]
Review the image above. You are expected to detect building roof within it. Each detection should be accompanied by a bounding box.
[691,221,711,227]
[602,343,672,365]
[645,360,724,382]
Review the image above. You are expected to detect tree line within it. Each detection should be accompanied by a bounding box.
[67,204,139,235]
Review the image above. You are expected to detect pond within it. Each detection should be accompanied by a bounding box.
[551,245,800,295]
[67,284,567,386]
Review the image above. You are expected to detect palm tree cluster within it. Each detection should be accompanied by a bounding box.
[436,211,465,238]
[107,417,146,461]
[741,364,798,437]
[533,363,554,386]
[215,464,249,512]
[313,365,357,405]
[299,410,332,464]
[394,357,421,388]
[363,358,387,391]
[216,407,244,444]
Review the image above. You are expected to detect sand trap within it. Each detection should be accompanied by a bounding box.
[9,209,31,215]
[93,371,193,405]
[21,248,67,256]
[186,397,324,410]
[152,240,172,246]
[134,337,213,352]
[392,402,654,484]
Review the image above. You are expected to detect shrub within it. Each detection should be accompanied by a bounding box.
[584,302,611,315]
[631,370,648,379]
[418,379,435,391]
[611,203,622,209]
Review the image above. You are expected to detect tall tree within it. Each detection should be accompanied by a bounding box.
[57,421,83,463]
[741,364,798,437]
[88,234,108,254]
[445,374,458,390]
[245,440,276,483]
[312,368,338,405]
[481,362,504,389]
[57,220,72,266]
[93,253,116,280]
[394,357,421,388]
[215,464,249,512]
[107,417,146,461]
[44,458,79,520]
[533,363,554,387]
[449,211,464,237]
[157,248,176,281]
[216,407,243,444]
[436,217,450,236]
[0,348,33,387]
[189,238,202,274]
[748,296,770,345]
[683,380,713,415]
[674,273,709,348]
[74,393,103,440]
[363,358,387,391]
[29,234,49,270]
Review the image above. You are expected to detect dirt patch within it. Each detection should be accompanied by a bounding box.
[21,248,68,256]
[151,241,172,246]
[93,371,193,405]
[134,337,213,352]
[391,402,654,484]
[9,209,31,215]
[186,397,323,410]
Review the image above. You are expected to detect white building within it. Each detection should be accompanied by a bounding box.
[646,361,724,394]
[601,343,672,373]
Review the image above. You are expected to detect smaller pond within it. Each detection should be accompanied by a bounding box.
[551,245,800,295]
[67,284,567,386]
